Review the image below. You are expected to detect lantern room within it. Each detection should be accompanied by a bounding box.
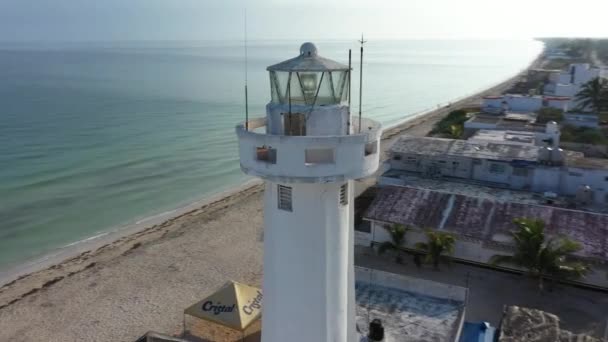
[265,43,351,136]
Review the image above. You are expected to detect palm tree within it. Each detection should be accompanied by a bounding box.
[490,218,588,291]
[575,77,608,112]
[377,224,408,263]
[415,230,455,270]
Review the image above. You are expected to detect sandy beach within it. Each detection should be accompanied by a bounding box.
[0,57,541,341]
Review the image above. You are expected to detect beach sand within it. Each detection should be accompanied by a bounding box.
[0,59,539,341]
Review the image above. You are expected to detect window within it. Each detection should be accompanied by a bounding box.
[406,156,417,163]
[256,146,276,164]
[452,161,460,166]
[513,167,528,177]
[605,176,608,182]
[489,163,506,174]
[284,113,306,136]
[569,172,583,177]
[438,160,447,164]
[277,185,292,211]
[364,141,378,156]
[305,148,335,165]
[339,183,348,205]
[392,155,402,161]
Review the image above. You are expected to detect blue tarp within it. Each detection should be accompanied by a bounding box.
[459,322,496,342]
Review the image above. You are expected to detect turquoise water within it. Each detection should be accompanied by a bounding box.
[0,40,543,270]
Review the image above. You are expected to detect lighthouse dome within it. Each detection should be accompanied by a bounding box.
[300,42,318,57]
[267,42,349,72]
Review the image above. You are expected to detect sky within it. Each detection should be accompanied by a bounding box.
[0,0,606,42]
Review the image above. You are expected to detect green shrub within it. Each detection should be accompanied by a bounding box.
[432,110,468,137]
[536,107,564,124]
[561,125,608,145]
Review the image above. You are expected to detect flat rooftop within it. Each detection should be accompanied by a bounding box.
[467,115,501,124]
[355,267,466,342]
[364,185,608,262]
[469,130,537,146]
[503,112,537,122]
[390,136,540,162]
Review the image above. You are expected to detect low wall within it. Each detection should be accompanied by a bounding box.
[363,221,608,290]
[355,267,467,303]
[561,142,608,158]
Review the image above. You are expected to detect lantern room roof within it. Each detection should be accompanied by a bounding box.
[267,42,350,72]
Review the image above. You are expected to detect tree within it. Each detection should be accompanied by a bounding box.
[575,77,608,112]
[449,124,463,139]
[490,218,588,291]
[536,107,564,124]
[377,224,408,263]
[415,230,455,270]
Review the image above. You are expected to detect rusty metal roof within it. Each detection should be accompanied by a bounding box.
[364,186,608,261]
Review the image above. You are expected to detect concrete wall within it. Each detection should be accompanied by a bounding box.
[560,167,608,203]
[464,119,498,131]
[571,63,600,85]
[263,181,354,342]
[389,153,473,179]
[355,266,468,303]
[483,95,552,113]
[545,99,569,111]
[530,167,561,193]
[363,221,608,289]
[563,113,599,128]
[266,103,349,136]
[236,117,381,183]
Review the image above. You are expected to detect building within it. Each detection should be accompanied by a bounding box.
[481,95,569,114]
[235,43,383,342]
[544,63,602,110]
[384,129,608,207]
[464,113,545,136]
[563,112,600,128]
[361,185,608,288]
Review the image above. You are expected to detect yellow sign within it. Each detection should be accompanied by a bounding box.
[185,281,262,330]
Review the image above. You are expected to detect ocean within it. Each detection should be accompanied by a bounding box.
[0,39,543,272]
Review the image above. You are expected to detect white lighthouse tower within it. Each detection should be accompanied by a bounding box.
[236,43,382,342]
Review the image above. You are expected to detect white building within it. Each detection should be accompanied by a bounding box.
[236,43,382,342]
[383,127,608,207]
[544,63,602,110]
[482,94,569,114]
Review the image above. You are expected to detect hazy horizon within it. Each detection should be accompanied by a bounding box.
[1,0,607,43]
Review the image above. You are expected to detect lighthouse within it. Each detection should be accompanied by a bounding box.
[236,43,382,342]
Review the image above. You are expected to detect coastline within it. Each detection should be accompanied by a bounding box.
[0,52,542,339]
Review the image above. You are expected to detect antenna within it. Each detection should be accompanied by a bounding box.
[358,34,367,133]
[244,9,249,131]
[348,49,352,135]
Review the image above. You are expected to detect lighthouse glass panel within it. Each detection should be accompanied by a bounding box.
[269,71,349,106]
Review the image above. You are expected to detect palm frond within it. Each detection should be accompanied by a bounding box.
[414,242,428,251]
